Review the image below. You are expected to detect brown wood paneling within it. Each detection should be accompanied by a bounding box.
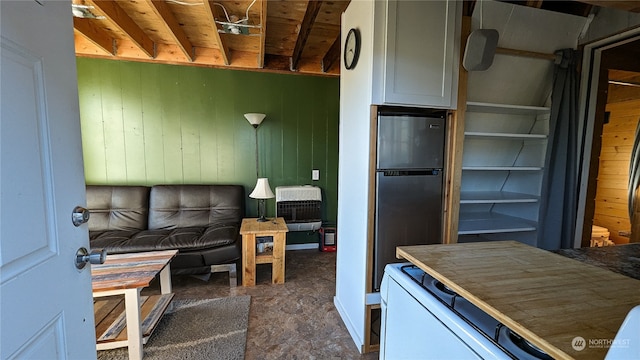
[593,214,631,243]
[596,187,629,204]
[597,174,628,189]
[608,85,640,103]
[594,200,629,218]
[599,148,633,160]
[593,98,640,245]
[600,160,631,175]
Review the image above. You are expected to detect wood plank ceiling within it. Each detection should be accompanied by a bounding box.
[73,0,348,76]
[72,0,640,78]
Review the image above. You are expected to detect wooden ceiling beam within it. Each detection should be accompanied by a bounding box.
[203,0,230,66]
[73,18,115,56]
[574,1,640,13]
[90,0,155,58]
[290,0,322,71]
[322,34,340,73]
[76,49,338,77]
[147,0,194,62]
[258,0,267,68]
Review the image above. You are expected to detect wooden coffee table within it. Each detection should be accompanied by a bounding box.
[240,217,289,286]
[91,250,177,360]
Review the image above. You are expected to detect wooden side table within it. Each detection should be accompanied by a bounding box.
[240,217,289,286]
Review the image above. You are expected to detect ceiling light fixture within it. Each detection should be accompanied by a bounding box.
[71,4,105,19]
[213,0,260,35]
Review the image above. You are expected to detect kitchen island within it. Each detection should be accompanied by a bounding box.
[395,241,640,359]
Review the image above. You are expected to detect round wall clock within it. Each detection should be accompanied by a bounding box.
[344,28,361,70]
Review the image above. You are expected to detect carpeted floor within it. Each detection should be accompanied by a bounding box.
[97,296,251,360]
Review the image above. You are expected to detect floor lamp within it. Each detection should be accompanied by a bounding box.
[245,113,274,221]
[245,113,266,179]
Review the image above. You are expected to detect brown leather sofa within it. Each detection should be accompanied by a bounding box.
[86,184,244,285]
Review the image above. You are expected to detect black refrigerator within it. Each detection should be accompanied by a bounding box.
[373,107,446,291]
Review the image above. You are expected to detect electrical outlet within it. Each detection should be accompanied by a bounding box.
[312,169,320,181]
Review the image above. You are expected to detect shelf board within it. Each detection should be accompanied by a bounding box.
[466,101,551,115]
[460,191,539,204]
[95,293,174,344]
[462,166,543,171]
[458,212,537,235]
[464,131,547,139]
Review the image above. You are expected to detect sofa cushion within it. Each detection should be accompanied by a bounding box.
[86,185,150,231]
[90,223,239,254]
[148,185,244,230]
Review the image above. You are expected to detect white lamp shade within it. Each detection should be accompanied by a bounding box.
[244,113,266,127]
[249,178,275,199]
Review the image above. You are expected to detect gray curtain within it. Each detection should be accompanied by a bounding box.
[628,120,640,219]
[537,49,579,250]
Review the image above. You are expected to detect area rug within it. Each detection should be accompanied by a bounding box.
[97,296,251,360]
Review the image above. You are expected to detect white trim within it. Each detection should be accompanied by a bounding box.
[285,243,319,251]
[334,296,365,354]
[575,27,640,248]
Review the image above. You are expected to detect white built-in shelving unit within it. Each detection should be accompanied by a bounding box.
[458,101,550,245]
[455,0,587,247]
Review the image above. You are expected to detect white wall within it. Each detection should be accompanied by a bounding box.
[580,6,640,44]
[334,0,375,352]
[467,0,586,106]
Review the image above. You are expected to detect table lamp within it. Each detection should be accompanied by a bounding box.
[249,178,275,222]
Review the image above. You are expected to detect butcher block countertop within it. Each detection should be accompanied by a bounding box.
[396,241,640,360]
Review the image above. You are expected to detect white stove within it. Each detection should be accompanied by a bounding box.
[380,263,553,360]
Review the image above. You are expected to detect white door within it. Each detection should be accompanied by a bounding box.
[1,1,96,359]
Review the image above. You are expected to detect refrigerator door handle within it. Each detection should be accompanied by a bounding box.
[380,169,441,176]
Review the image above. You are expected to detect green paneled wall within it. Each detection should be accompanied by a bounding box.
[76,58,339,239]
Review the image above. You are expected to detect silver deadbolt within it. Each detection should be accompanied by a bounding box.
[75,247,106,269]
[72,206,90,227]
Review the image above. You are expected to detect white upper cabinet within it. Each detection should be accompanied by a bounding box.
[373,0,461,109]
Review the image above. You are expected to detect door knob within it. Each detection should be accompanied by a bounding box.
[72,206,90,227]
[75,247,106,269]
